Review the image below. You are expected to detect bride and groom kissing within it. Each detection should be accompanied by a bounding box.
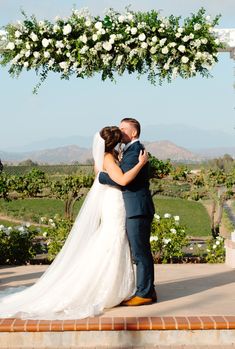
[0,117,157,320]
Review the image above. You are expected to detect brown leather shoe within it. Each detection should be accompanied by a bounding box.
[121,296,153,306]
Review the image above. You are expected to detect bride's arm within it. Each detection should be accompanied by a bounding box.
[103,151,148,186]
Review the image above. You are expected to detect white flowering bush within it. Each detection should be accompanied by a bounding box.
[0,7,222,92]
[0,223,43,264]
[205,236,225,263]
[150,213,189,263]
[42,215,72,261]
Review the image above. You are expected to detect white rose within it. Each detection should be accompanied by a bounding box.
[182,35,190,42]
[48,58,55,67]
[110,34,116,41]
[152,36,158,43]
[116,55,123,66]
[25,50,31,57]
[163,63,170,70]
[174,215,180,221]
[162,46,169,54]
[80,34,87,43]
[127,14,133,21]
[170,228,177,234]
[175,33,181,38]
[85,20,91,27]
[30,32,38,42]
[154,214,160,220]
[206,15,211,21]
[24,62,29,68]
[44,51,50,58]
[159,38,167,46]
[150,46,157,54]
[131,27,137,35]
[150,236,158,242]
[194,23,202,31]
[63,24,72,35]
[95,22,102,30]
[42,38,49,48]
[178,45,186,53]
[169,42,176,47]
[201,38,208,44]
[15,30,21,38]
[164,213,171,218]
[214,38,220,45]
[189,33,194,39]
[178,27,184,33]
[53,24,60,32]
[141,42,148,49]
[181,56,189,63]
[6,42,15,50]
[59,61,68,70]
[92,34,98,41]
[138,33,146,41]
[33,51,40,58]
[103,41,112,51]
[118,15,125,23]
[56,41,64,48]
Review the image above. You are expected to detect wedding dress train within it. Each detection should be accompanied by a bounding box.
[0,134,135,319]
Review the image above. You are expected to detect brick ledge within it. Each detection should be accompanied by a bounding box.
[0,316,235,332]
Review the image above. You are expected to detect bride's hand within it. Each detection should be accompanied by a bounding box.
[138,149,148,166]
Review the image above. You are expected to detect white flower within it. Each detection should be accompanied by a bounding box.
[95,22,103,30]
[56,41,64,49]
[42,231,47,237]
[25,222,31,228]
[201,38,208,44]
[214,38,220,45]
[24,62,29,68]
[207,249,211,252]
[127,14,133,21]
[26,42,31,49]
[174,216,180,221]
[30,32,38,42]
[152,36,158,43]
[213,244,217,249]
[141,42,148,49]
[0,30,6,37]
[206,15,211,21]
[25,50,31,57]
[181,56,189,63]
[85,20,92,27]
[138,33,146,41]
[175,33,181,38]
[0,225,4,230]
[195,52,202,59]
[63,24,72,35]
[159,38,167,46]
[162,46,169,54]
[216,240,220,245]
[197,244,202,248]
[178,27,184,33]
[116,55,123,66]
[103,41,112,51]
[59,61,69,70]
[164,213,171,218]
[170,228,177,234]
[51,223,56,228]
[150,236,159,242]
[53,24,60,32]
[118,15,125,23]
[190,247,194,250]
[44,51,50,58]
[150,46,157,54]
[80,34,87,43]
[92,34,98,41]
[172,67,179,79]
[182,35,190,42]
[15,30,22,38]
[42,38,49,48]
[18,226,25,232]
[6,42,15,50]
[169,42,176,47]
[194,23,202,31]
[178,45,186,53]
[154,214,160,220]
[131,27,137,35]
[8,227,12,231]
[163,238,171,244]
[48,58,55,67]
[38,21,45,27]
[189,33,194,39]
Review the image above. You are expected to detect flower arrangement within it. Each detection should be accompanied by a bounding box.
[150,213,189,263]
[0,7,222,92]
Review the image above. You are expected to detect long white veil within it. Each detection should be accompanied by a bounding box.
[0,132,107,319]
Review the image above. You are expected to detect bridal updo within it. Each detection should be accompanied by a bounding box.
[100,126,122,153]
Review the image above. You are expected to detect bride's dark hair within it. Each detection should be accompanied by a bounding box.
[100,126,122,153]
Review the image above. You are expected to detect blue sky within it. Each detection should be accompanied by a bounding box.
[0,0,235,150]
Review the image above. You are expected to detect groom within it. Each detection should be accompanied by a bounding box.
[99,117,156,306]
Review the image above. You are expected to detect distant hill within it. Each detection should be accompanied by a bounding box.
[1,141,201,164]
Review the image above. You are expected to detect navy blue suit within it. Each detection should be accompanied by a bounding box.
[99,141,155,298]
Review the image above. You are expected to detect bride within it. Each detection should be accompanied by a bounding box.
[0,126,148,320]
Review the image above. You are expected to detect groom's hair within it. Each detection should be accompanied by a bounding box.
[121,118,141,137]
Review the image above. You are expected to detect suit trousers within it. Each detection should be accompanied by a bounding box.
[126,215,155,298]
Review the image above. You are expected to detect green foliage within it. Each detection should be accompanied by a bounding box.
[4,164,93,176]
[0,223,41,264]
[42,215,72,261]
[148,154,172,179]
[150,213,189,263]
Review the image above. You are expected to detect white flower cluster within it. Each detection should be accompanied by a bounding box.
[0,7,222,87]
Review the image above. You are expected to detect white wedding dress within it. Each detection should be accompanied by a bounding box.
[0,133,135,319]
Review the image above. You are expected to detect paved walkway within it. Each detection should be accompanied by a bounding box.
[1,263,235,317]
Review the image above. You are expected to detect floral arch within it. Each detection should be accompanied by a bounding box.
[0,8,234,93]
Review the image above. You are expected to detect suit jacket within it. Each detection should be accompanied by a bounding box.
[99,141,155,218]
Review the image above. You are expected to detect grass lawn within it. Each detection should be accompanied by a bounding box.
[153,195,211,237]
[0,195,211,237]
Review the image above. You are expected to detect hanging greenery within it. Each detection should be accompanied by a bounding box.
[0,7,223,93]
